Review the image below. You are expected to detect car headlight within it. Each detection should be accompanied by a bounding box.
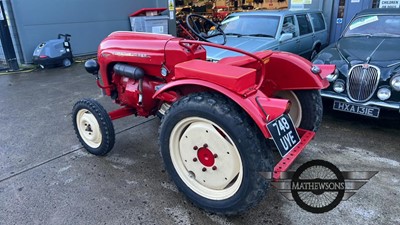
[390,75,400,91]
[377,87,391,101]
[333,79,345,93]
[326,69,339,82]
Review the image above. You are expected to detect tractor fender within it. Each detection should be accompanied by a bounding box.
[263,51,332,94]
[153,79,289,138]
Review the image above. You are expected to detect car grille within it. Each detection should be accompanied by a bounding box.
[347,64,380,102]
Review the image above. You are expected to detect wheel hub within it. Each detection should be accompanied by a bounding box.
[77,110,102,148]
[176,121,241,190]
[197,146,215,167]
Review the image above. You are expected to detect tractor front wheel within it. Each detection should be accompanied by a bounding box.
[72,99,115,156]
[159,92,273,215]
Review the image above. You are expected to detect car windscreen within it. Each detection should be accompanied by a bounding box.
[343,14,400,37]
[219,15,280,38]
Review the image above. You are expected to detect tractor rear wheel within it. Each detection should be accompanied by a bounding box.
[159,92,273,215]
[72,99,115,156]
[274,90,322,132]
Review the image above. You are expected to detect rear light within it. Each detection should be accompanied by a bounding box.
[39,55,48,59]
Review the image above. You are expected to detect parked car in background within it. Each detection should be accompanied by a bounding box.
[204,9,329,61]
[312,8,400,118]
[184,10,333,131]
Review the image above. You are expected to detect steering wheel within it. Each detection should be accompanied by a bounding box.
[186,14,227,45]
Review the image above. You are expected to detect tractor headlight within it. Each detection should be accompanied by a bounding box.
[333,79,345,93]
[326,69,339,82]
[390,75,400,91]
[377,87,391,101]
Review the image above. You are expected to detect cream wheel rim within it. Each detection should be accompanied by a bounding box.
[76,109,102,148]
[274,91,302,128]
[169,117,243,200]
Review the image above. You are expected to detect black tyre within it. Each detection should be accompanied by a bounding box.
[159,92,273,215]
[62,58,72,67]
[274,90,323,132]
[310,47,319,60]
[72,98,115,156]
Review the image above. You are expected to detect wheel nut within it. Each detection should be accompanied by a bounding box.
[212,166,217,171]
[202,167,207,172]
[203,144,208,148]
[193,158,198,162]
[213,154,218,158]
[193,146,198,150]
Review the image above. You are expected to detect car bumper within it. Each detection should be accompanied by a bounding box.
[321,91,400,113]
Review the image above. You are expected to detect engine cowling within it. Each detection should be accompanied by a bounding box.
[111,64,164,116]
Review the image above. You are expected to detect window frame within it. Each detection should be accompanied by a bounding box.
[282,15,299,38]
[296,14,313,36]
[309,12,326,32]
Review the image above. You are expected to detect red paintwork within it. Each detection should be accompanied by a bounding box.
[98,32,177,95]
[263,51,330,91]
[112,75,163,117]
[273,129,315,181]
[174,59,257,94]
[108,107,135,120]
[129,8,166,17]
[92,31,335,177]
[96,32,334,137]
[218,51,332,96]
[152,79,287,138]
[197,147,215,167]
[317,64,336,79]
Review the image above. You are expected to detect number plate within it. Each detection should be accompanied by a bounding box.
[267,114,300,157]
[333,100,380,118]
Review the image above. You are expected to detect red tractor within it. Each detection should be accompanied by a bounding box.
[72,30,335,215]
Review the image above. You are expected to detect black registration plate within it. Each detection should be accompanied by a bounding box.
[333,100,380,118]
[267,114,300,157]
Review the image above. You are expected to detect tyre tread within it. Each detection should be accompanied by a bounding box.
[159,92,273,215]
[72,98,115,156]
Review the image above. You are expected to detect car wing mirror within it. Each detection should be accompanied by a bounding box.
[279,33,293,42]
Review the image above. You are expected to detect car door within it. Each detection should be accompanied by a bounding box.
[278,15,300,54]
[309,12,328,49]
[295,14,314,57]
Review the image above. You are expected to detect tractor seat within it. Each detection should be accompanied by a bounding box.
[174,59,256,94]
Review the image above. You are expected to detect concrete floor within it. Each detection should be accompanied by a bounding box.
[0,63,399,225]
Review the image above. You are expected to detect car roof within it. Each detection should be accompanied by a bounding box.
[356,8,400,17]
[228,8,322,17]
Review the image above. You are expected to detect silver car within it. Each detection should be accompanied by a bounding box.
[205,9,329,61]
